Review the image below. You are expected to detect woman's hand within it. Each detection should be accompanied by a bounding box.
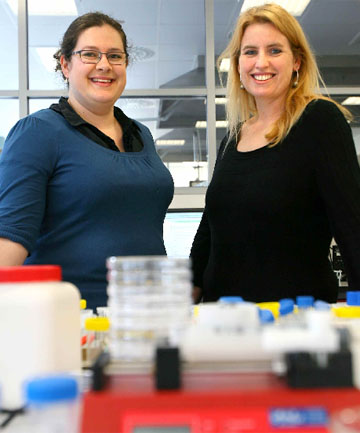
[0,238,28,266]
[192,286,202,304]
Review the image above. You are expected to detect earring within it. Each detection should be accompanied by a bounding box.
[239,75,244,89]
[293,69,299,88]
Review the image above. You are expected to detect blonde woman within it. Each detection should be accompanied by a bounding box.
[191,3,360,304]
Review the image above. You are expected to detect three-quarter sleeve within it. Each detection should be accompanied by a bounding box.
[0,115,58,253]
[312,99,360,290]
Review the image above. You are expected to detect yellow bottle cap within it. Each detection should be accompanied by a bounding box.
[85,317,110,331]
[80,299,87,310]
[257,302,280,319]
[193,305,199,318]
[332,306,360,318]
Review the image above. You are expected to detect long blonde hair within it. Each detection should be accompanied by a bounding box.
[218,3,352,146]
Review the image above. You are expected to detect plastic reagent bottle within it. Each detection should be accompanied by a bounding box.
[277,298,295,327]
[279,298,294,317]
[219,296,244,304]
[296,295,314,309]
[347,291,360,306]
[84,317,110,364]
[25,375,80,433]
[294,295,315,326]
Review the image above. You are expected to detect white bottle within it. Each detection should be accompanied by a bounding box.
[0,265,81,410]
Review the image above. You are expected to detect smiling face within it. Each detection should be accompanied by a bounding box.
[238,22,300,107]
[61,24,127,114]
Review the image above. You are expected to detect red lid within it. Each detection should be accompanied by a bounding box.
[0,265,62,282]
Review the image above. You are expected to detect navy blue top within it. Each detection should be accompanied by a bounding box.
[0,109,174,309]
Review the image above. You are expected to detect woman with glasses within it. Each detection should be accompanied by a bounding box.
[191,3,360,304]
[0,12,174,310]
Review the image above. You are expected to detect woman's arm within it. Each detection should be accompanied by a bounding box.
[0,238,28,266]
[0,115,57,256]
[313,100,360,290]
[189,135,230,303]
[190,209,211,303]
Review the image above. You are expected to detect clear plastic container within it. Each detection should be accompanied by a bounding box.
[196,301,260,331]
[106,256,192,361]
[277,298,296,327]
[83,317,110,364]
[25,375,80,433]
[96,306,109,317]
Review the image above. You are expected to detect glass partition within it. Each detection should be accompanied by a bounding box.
[29,98,58,113]
[0,99,19,151]
[164,210,203,258]
[116,97,208,187]
[28,0,206,90]
[28,14,75,90]
[214,0,360,89]
[0,0,18,90]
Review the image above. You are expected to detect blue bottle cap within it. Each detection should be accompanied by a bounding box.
[347,291,360,306]
[258,308,275,323]
[296,295,314,308]
[280,298,294,305]
[279,299,294,316]
[219,296,244,304]
[26,375,78,404]
[314,300,331,310]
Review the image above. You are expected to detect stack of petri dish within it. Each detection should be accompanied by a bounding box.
[106,256,192,362]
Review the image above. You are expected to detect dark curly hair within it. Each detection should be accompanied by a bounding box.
[54,11,129,81]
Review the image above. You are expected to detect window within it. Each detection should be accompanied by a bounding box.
[0,0,18,90]
[164,210,203,258]
[27,0,206,91]
[1,0,359,199]
[0,99,19,150]
[116,97,208,187]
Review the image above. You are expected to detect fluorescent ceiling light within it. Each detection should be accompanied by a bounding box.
[195,121,228,129]
[195,121,207,128]
[240,0,311,16]
[215,98,228,105]
[156,140,185,146]
[220,58,230,72]
[342,96,360,105]
[7,0,77,15]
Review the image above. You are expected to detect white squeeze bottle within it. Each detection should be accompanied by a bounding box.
[0,265,81,410]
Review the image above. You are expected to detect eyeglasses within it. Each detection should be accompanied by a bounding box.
[72,49,127,65]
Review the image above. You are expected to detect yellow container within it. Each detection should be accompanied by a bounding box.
[257,302,280,319]
[332,306,360,318]
[85,317,110,331]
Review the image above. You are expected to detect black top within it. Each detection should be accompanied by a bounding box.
[190,99,360,303]
[50,97,143,152]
